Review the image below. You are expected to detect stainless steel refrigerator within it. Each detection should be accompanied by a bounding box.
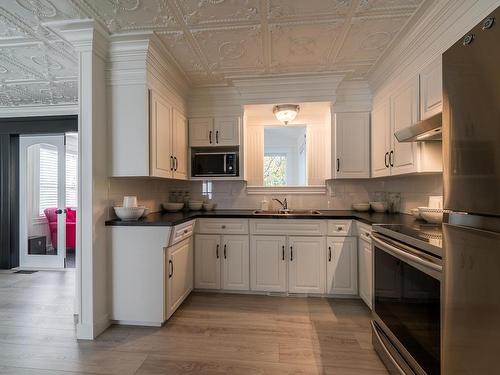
[442,6,500,374]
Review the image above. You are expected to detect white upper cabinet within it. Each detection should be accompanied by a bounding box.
[189,116,240,147]
[371,67,443,177]
[288,236,326,294]
[111,87,188,180]
[371,101,391,178]
[390,76,420,175]
[326,237,358,295]
[188,117,213,147]
[172,108,188,180]
[150,91,173,178]
[334,112,370,179]
[420,56,443,120]
[214,117,240,146]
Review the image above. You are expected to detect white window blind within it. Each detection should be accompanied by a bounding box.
[66,152,78,207]
[39,145,58,216]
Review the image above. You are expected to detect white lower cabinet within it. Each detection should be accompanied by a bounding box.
[166,238,193,319]
[288,236,326,294]
[326,237,358,295]
[250,236,287,292]
[222,235,250,291]
[194,234,249,291]
[358,237,373,310]
[194,234,221,289]
[110,225,193,326]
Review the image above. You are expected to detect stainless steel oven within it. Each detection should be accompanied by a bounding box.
[191,151,238,177]
[371,227,442,375]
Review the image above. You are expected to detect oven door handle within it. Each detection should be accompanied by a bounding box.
[372,233,442,273]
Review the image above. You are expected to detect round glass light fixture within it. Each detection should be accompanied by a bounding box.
[273,104,300,125]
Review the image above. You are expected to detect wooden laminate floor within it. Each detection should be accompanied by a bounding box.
[0,270,387,374]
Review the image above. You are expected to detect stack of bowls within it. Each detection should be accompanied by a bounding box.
[114,196,145,221]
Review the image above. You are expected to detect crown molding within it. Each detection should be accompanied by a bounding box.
[0,104,78,118]
[45,19,109,58]
[368,0,499,93]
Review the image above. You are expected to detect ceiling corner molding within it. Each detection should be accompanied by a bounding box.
[232,74,345,104]
[45,19,109,58]
[368,0,499,93]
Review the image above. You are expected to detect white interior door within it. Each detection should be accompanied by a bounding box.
[20,135,66,269]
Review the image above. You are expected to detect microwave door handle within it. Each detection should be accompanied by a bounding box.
[371,234,442,273]
[223,155,227,174]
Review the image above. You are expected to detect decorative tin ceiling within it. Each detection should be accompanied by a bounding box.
[0,0,425,107]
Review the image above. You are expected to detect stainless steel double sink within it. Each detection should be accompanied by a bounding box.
[252,209,322,216]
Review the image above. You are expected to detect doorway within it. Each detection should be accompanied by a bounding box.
[19,133,78,269]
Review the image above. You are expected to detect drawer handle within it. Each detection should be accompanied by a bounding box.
[282,245,285,261]
[216,244,219,259]
[169,260,173,278]
[224,244,227,259]
[290,246,293,262]
[328,246,332,262]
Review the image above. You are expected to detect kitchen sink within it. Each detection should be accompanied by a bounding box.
[252,209,322,216]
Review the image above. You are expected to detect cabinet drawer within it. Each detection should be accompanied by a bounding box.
[169,220,195,246]
[250,219,326,236]
[197,219,249,235]
[327,220,353,236]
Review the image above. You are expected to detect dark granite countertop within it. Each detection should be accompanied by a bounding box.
[105,209,420,227]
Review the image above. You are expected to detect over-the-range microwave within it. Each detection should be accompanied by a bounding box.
[191,151,239,177]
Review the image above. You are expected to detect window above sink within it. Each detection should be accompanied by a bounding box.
[244,102,332,194]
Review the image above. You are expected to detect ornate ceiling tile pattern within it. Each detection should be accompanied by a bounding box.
[0,0,427,107]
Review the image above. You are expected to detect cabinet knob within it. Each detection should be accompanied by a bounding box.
[336,226,342,231]
[221,225,226,229]
[183,229,188,234]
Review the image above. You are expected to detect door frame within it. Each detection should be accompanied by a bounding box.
[0,116,77,269]
[19,134,67,269]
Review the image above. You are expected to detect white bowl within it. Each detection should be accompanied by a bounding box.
[370,201,388,213]
[418,207,444,224]
[164,202,184,212]
[114,206,145,221]
[203,202,216,211]
[140,207,151,217]
[188,201,203,211]
[410,208,422,218]
[352,203,370,212]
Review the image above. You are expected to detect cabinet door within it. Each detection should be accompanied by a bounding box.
[358,239,372,310]
[194,235,220,289]
[172,108,188,180]
[391,76,419,175]
[150,91,173,178]
[166,238,193,319]
[288,236,326,294]
[214,116,240,146]
[189,117,214,147]
[250,236,287,292]
[371,101,390,178]
[326,237,358,295]
[420,56,442,120]
[335,112,370,179]
[222,235,249,291]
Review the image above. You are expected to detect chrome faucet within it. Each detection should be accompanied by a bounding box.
[273,198,288,212]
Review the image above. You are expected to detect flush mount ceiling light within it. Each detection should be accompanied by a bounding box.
[273,104,300,125]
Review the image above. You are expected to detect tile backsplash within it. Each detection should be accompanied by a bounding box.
[107,174,442,217]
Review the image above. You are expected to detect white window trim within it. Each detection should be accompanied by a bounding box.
[246,185,326,195]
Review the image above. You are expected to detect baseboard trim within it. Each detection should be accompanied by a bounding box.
[76,314,110,340]
[111,319,163,327]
